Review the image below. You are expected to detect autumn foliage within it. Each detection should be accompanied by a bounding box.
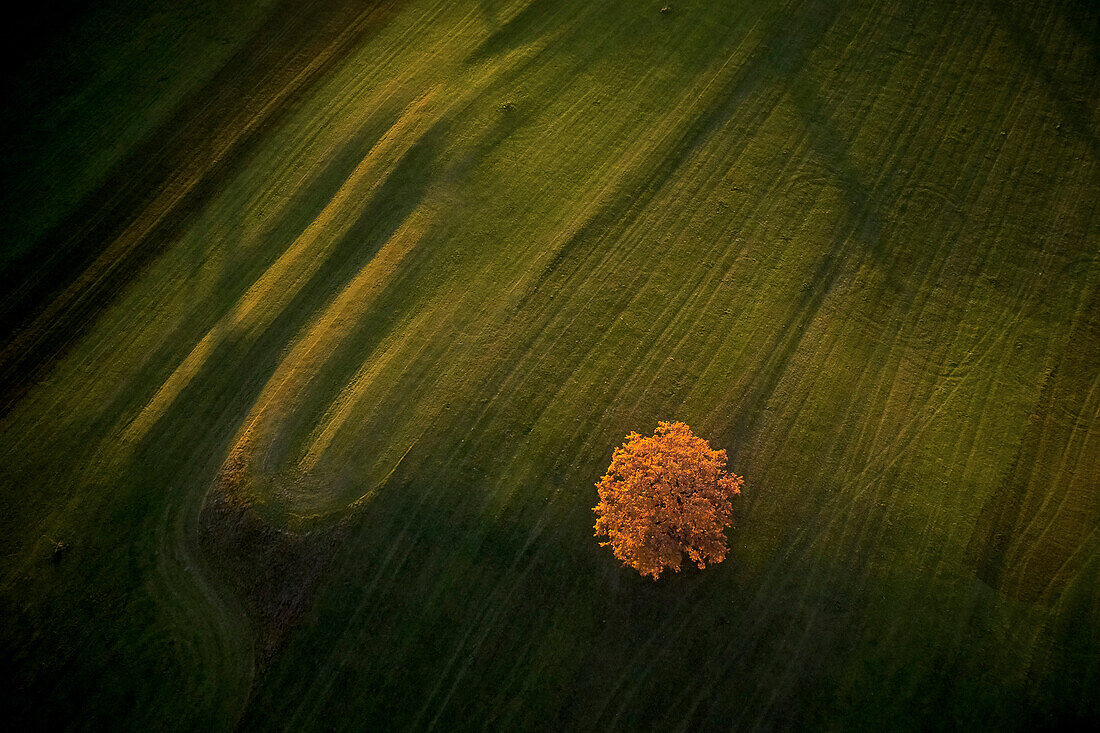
[593,422,743,579]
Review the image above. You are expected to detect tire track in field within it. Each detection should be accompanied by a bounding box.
[652,0,911,434]
[832,0,1094,576]
[511,0,839,314]
[970,277,1100,602]
[714,9,918,457]
[818,3,1039,570]
[771,0,1015,511]
[778,0,998,507]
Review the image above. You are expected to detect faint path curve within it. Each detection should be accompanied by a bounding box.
[151,474,257,728]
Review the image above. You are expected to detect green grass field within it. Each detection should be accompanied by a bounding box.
[1,0,1098,728]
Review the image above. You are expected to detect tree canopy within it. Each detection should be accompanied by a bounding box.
[593,421,743,579]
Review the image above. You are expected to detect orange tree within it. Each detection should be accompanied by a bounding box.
[593,421,743,579]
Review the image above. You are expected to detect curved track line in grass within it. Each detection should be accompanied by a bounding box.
[706,0,964,455]
[842,83,1066,522]
[831,16,1072,536]
[149,471,257,727]
[1013,373,1100,586]
[978,272,1100,601]
[229,212,434,477]
[822,0,1034,499]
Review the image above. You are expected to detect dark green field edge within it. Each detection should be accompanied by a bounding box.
[0,0,403,417]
